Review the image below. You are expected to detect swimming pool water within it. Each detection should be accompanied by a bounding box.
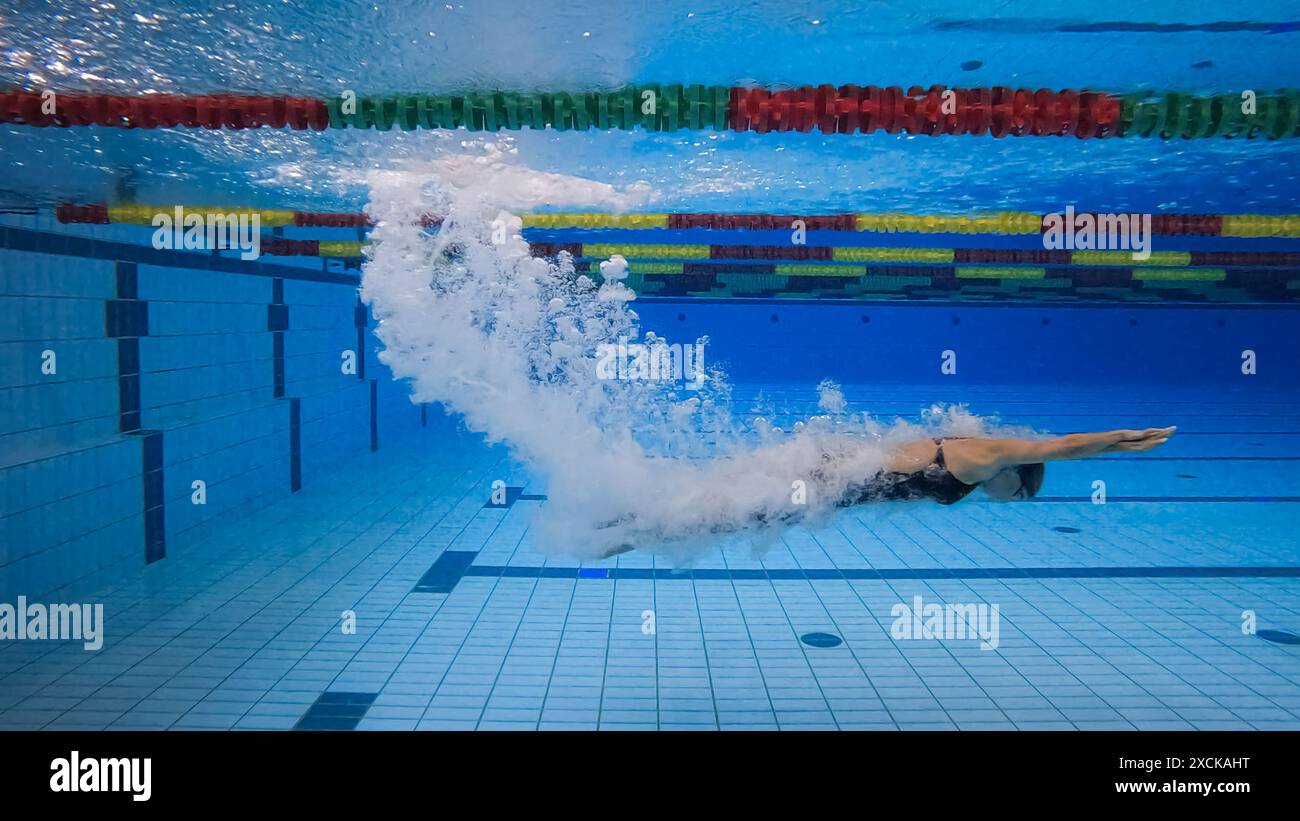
[4,1,1300,212]
[1,1,1299,735]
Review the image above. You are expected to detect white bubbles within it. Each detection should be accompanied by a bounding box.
[817,379,848,415]
[360,151,1009,561]
[598,254,629,281]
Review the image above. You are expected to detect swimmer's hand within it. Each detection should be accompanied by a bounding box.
[1108,426,1176,452]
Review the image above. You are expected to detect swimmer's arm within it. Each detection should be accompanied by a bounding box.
[989,427,1176,467]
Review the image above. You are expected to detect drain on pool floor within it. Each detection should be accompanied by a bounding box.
[1257,629,1300,645]
[801,632,843,648]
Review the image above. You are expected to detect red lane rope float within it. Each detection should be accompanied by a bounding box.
[54,203,444,229]
[728,85,1122,138]
[955,248,1073,264]
[55,203,110,224]
[291,212,444,227]
[0,91,329,129]
[293,211,370,227]
[291,212,445,227]
[1148,215,1223,236]
[710,245,833,260]
[668,213,858,230]
[261,238,320,256]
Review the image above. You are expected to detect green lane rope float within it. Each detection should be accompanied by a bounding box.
[323,85,732,132]
[1119,90,1300,139]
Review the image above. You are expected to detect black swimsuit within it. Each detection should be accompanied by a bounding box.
[733,437,981,533]
[840,438,978,507]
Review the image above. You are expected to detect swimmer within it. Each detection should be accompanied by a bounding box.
[597,426,1176,557]
[838,425,1176,505]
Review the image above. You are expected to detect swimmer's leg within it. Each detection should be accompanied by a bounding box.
[598,543,636,559]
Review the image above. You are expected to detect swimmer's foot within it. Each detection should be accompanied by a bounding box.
[596,513,637,530]
[595,514,638,557]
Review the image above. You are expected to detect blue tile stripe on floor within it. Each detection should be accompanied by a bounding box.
[293,692,378,731]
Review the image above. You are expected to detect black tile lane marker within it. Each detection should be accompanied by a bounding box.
[106,262,146,432]
[482,487,549,509]
[115,335,141,430]
[369,379,378,451]
[412,551,480,593]
[289,397,302,493]
[354,296,367,381]
[269,277,303,493]
[106,262,165,564]
[271,331,285,398]
[134,429,165,564]
[359,297,375,452]
[269,277,287,399]
[293,692,378,731]
[461,565,1300,581]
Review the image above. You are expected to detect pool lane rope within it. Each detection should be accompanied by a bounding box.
[571,262,1288,286]
[7,85,1300,138]
[528,243,1300,268]
[63,232,1299,268]
[56,204,1300,239]
[45,203,1300,272]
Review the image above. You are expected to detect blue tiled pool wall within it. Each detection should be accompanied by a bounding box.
[634,301,1300,386]
[0,212,450,602]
